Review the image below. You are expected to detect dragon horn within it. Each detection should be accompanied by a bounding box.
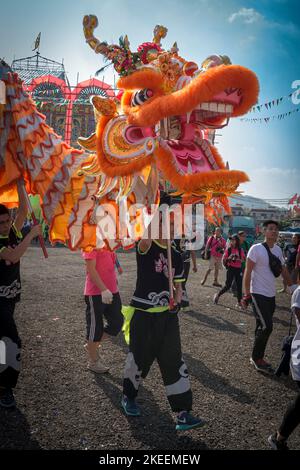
[83,15,110,57]
[153,25,168,46]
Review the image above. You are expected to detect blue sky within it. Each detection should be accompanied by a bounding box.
[1,0,299,200]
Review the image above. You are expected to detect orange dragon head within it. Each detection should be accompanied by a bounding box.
[80,15,259,214]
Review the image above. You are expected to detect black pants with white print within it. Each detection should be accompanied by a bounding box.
[218,267,243,302]
[85,293,123,342]
[0,298,21,389]
[251,293,275,361]
[123,309,192,412]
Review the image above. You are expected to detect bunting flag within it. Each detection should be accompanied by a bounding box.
[240,107,299,123]
[288,193,298,205]
[249,92,297,113]
[32,32,41,51]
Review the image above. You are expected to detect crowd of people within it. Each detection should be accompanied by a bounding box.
[1,191,300,447]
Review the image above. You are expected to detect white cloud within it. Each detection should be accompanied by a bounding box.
[228,7,300,37]
[228,8,263,24]
[241,167,300,199]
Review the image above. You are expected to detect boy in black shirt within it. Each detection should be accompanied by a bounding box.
[0,183,41,408]
[121,195,205,430]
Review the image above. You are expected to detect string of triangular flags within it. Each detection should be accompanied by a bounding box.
[240,106,299,123]
[249,90,299,113]
[34,98,92,106]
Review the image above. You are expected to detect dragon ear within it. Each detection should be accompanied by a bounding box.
[91,96,117,120]
[78,132,97,151]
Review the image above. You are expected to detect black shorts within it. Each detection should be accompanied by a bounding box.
[85,293,123,342]
[0,298,21,388]
[0,298,20,346]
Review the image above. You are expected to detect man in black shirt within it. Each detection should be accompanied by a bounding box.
[0,183,41,408]
[121,195,205,431]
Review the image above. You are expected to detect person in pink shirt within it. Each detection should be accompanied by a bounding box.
[82,249,123,373]
[201,227,226,287]
[213,234,245,305]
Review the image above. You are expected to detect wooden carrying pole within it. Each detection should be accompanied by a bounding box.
[165,210,175,309]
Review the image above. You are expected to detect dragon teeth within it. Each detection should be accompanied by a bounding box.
[187,161,193,175]
[163,117,168,131]
[186,111,192,124]
[209,103,218,112]
[197,102,233,113]
[200,102,209,110]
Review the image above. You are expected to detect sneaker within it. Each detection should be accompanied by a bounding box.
[87,359,109,374]
[213,282,222,287]
[0,388,16,409]
[176,411,206,431]
[213,293,219,304]
[121,395,141,417]
[181,306,191,312]
[268,433,289,450]
[250,358,274,374]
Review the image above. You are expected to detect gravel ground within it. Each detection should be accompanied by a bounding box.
[1,246,299,450]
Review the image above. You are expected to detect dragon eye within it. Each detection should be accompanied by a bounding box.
[131,89,153,106]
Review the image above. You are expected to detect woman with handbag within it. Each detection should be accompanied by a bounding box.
[213,234,245,306]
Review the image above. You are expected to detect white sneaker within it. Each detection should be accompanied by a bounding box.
[87,360,109,374]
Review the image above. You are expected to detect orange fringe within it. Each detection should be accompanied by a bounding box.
[117,68,164,92]
[121,65,259,128]
[155,145,249,194]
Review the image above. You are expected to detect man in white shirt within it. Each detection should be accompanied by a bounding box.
[243,220,296,373]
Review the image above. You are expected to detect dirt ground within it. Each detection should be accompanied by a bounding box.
[0,246,299,450]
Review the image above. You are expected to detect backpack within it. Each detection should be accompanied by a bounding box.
[263,242,283,278]
[275,314,294,377]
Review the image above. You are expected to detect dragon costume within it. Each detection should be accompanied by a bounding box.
[0,15,259,250]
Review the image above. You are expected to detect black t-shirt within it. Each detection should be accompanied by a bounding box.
[0,224,22,301]
[173,239,191,263]
[131,240,184,310]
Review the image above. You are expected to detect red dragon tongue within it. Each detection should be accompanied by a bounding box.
[166,140,213,175]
